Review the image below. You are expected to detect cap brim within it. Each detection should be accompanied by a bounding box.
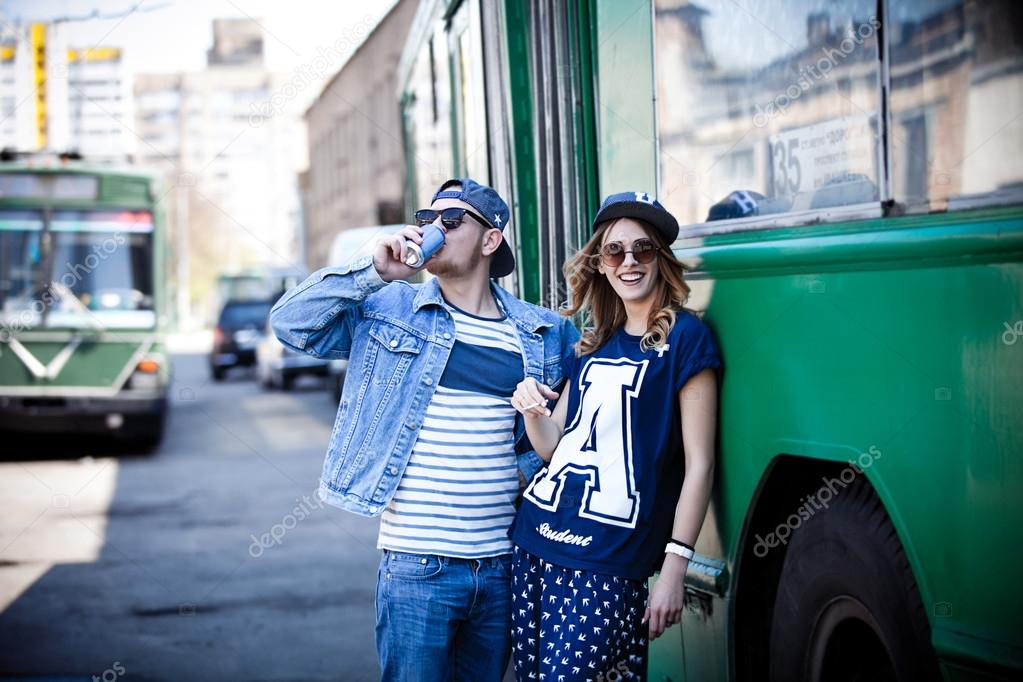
[489,238,516,278]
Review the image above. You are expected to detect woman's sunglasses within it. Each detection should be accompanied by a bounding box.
[600,238,660,267]
[415,207,489,230]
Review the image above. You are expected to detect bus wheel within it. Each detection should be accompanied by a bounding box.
[767,477,940,682]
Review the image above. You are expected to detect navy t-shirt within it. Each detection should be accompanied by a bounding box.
[509,312,722,580]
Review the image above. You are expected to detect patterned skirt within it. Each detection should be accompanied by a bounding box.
[511,545,649,682]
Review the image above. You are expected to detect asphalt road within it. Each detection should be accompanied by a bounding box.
[0,345,383,682]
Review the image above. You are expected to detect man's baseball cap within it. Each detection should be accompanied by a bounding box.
[591,191,680,244]
[432,178,515,278]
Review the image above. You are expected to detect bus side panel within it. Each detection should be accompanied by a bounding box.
[682,212,1023,678]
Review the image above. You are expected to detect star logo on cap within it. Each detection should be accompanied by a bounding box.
[493,214,503,226]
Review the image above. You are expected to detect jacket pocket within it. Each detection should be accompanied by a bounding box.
[543,354,564,387]
[364,321,424,390]
[333,321,425,493]
[368,322,425,355]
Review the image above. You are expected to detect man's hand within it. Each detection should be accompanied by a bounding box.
[373,225,427,283]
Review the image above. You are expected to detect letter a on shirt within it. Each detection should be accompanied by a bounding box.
[523,358,648,528]
[512,317,722,578]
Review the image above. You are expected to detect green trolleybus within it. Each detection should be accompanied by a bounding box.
[0,157,170,449]
[398,0,1023,680]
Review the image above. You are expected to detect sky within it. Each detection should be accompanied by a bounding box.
[0,0,399,111]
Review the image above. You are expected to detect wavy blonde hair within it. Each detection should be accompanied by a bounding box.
[562,218,691,355]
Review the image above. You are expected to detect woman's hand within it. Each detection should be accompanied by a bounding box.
[643,561,686,640]
[511,378,559,418]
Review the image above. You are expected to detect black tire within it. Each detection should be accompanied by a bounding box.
[280,372,295,391]
[123,413,166,454]
[768,477,940,682]
[211,365,226,381]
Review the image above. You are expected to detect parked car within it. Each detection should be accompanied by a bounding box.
[256,317,329,390]
[323,225,405,400]
[209,299,273,380]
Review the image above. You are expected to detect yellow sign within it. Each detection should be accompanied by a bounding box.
[31,23,47,149]
[67,47,122,63]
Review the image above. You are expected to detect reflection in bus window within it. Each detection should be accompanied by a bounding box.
[654,0,881,227]
[405,31,454,209]
[0,210,156,329]
[0,211,44,317]
[888,0,1023,211]
[452,0,490,182]
[48,212,155,317]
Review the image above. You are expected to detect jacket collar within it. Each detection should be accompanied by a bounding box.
[412,277,554,333]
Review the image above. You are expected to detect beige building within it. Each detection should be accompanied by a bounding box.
[134,18,304,328]
[303,0,417,271]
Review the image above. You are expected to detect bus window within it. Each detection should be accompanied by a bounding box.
[46,211,156,329]
[404,30,454,210]
[654,0,882,230]
[0,210,45,323]
[450,0,490,181]
[888,0,1023,212]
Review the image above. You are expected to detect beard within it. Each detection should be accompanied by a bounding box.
[425,235,485,278]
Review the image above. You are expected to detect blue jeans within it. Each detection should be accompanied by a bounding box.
[375,550,513,682]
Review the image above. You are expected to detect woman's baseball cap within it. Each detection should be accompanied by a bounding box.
[591,191,680,244]
[432,178,515,278]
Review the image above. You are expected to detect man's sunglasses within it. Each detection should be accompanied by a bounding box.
[415,207,489,230]
[600,238,660,267]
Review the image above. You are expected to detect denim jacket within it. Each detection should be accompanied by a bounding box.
[269,256,580,517]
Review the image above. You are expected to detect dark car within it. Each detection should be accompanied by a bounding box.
[209,299,273,380]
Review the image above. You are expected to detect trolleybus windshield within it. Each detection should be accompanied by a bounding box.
[0,209,156,330]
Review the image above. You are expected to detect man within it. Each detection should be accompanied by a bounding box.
[269,178,579,681]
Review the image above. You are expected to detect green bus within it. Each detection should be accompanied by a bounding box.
[0,158,171,449]
[398,1,1023,680]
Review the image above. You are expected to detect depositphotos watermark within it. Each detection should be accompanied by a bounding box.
[753,445,882,558]
[594,659,636,682]
[248,14,379,127]
[1002,320,1023,345]
[248,491,326,557]
[753,16,881,128]
[92,661,125,682]
[0,232,127,338]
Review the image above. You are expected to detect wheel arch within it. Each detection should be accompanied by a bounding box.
[729,450,933,680]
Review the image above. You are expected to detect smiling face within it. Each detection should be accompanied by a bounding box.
[423,189,501,279]
[597,217,662,308]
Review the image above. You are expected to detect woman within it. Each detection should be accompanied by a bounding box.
[508,192,721,681]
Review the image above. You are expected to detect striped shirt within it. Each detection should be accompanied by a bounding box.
[377,301,525,558]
